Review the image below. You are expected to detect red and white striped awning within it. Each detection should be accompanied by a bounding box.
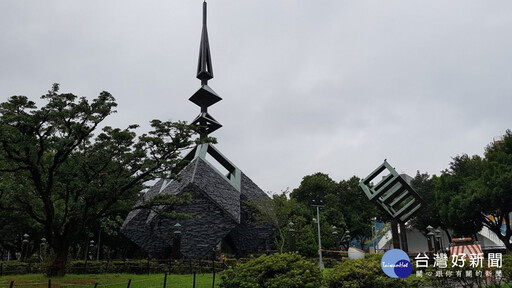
[450,244,483,257]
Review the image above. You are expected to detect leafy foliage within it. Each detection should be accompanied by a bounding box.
[409,172,451,241]
[135,192,195,220]
[0,84,199,275]
[325,254,422,288]
[291,173,380,251]
[249,192,307,253]
[220,253,323,288]
[435,130,512,251]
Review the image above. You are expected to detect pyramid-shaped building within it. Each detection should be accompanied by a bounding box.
[121,2,274,259]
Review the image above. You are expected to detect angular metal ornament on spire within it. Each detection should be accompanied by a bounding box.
[191,112,222,137]
[189,84,222,108]
[196,1,213,84]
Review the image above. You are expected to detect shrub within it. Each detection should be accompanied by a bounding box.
[503,254,512,284]
[220,253,323,288]
[325,254,422,288]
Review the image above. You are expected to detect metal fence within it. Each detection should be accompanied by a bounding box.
[0,258,230,276]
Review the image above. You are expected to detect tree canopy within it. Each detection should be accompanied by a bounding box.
[435,130,512,252]
[0,84,199,275]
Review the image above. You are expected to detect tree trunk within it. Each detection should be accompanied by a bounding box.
[504,239,512,254]
[47,244,69,277]
[488,225,512,255]
[442,228,452,243]
[278,228,285,253]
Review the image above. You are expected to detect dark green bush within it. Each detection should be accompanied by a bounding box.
[220,253,323,288]
[0,261,30,275]
[325,254,422,288]
[503,254,512,284]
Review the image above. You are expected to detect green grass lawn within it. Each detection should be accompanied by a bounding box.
[0,273,220,288]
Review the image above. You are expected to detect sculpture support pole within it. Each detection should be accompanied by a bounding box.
[390,220,400,249]
[399,222,409,253]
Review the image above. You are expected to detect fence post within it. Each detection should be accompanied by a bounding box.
[48,279,51,288]
[163,272,168,288]
[126,279,132,288]
[9,281,14,288]
[105,258,110,273]
[193,272,196,288]
[147,255,150,275]
[211,250,216,288]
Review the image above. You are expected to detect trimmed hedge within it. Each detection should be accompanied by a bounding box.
[325,254,423,288]
[220,253,323,288]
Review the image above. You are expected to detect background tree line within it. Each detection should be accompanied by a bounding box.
[253,130,512,256]
[1,85,511,278]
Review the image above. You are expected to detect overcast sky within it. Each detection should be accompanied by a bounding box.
[2,1,512,193]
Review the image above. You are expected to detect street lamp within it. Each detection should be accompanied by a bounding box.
[288,221,296,252]
[311,199,325,269]
[426,225,434,252]
[89,240,95,260]
[371,217,377,253]
[435,229,443,253]
[332,225,339,251]
[172,222,182,259]
[22,234,29,261]
[40,238,47,260]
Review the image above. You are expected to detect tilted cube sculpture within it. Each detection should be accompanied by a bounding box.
[359,160,424,252]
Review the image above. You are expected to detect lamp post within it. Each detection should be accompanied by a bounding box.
[89,240,95,260]
[435,229,443,253]
[371,217,377,253]
[22,234,29,261]
[40,238,47,260]
[172,223,182,259]
[288,221,296,252]
[332,225,339,251]
[426,225,434,252]
[312,199,324,269]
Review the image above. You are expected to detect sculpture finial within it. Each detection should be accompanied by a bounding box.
[196,1,213,85]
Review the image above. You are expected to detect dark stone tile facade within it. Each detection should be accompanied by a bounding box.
[122,150,274,259]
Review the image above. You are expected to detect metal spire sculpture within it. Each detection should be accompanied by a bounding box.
[121,1,274,260]
[189,1,222,139]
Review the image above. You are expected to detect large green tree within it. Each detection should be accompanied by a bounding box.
[290,173,380,251]
[436,154,485,238]
[409,172,451,242]
[337,176,380,249]
[0,84,199,275]
[250,192,299,253]
[290,172,338,205]
[480,130,512,252]
[436,130,512,252]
